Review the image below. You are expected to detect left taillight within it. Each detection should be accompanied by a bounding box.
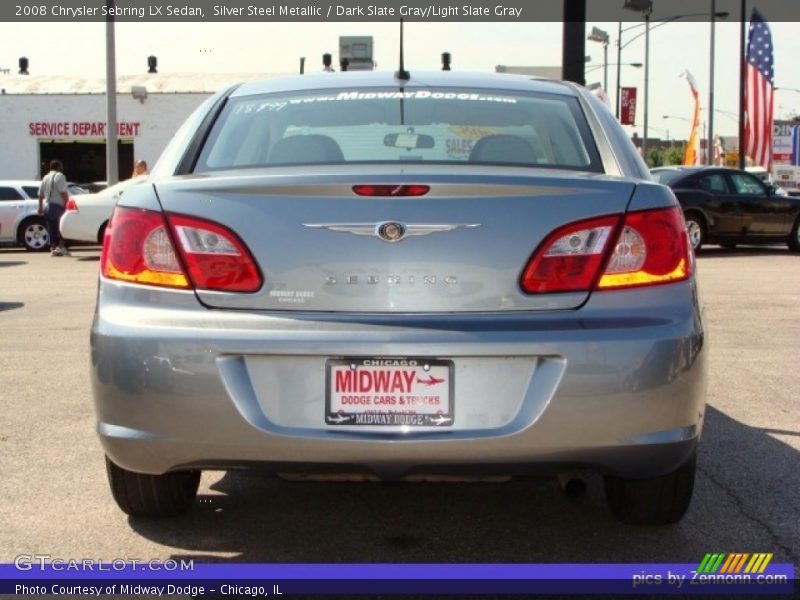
[168,213,262,293]
[65,197,78,212]
[101,207,262,292]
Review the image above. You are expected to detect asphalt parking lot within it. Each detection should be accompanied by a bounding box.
[0,245,798,568]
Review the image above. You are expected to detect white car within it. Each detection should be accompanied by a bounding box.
[0,180,87,251]
[60,177,146,244]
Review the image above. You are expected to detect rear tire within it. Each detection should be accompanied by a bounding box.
[604,451,696,525]
[789,218,800,252]
[18,218,49,252]
[684,214,705,252]
[105,456,200,517]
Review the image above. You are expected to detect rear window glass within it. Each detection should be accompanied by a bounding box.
[195,87,602,173]
[651,169,685,185]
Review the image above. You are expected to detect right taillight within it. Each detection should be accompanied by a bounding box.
[65,197,78,212]
[101,207,262,293]
[520,206,691,294]
[597,207,691,290]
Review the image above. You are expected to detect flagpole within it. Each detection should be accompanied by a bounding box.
[708,0,716,165]
[738,0,746,170]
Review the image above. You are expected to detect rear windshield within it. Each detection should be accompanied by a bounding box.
[651,169,685,185]
[195,87,603,173]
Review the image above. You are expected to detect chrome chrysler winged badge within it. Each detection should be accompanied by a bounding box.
[303,221,481,243]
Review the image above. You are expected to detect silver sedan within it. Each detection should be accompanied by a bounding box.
[92,71,705,525]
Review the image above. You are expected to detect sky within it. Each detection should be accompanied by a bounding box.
[2,17,799,141]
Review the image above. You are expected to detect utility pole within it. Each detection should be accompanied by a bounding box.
[105,0,118,185]
[562,0,586,85]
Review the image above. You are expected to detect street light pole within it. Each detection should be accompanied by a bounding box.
[616,22,622,118]
[587,27,610,92]
[707,0,717,165]
[643,10,651,161]
[616,7,728,143]
[738,0,746,170]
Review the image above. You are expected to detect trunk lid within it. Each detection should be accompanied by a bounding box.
[154,166,635,312]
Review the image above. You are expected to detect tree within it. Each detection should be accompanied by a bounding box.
[647,148,664,168]
[666,147,684,165]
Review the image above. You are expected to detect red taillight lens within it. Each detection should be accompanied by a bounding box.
[353,184,430,197]
[521,215,621,293]
[167,214,262,293]
[101,208,262,293]
[520,206,691,294]
[65,197,78,212]
[101,207,189,289]
[597,207,691,290]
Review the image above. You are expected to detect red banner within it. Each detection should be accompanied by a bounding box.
[620,87,637,126]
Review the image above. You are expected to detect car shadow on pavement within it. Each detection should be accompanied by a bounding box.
[0,261,27,268]
[0,301,24,312]
[127,405,799,566]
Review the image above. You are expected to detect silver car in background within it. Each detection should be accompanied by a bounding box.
[92,72,705,524]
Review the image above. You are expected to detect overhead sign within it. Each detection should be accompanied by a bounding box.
[620,87,637,126]
[28,122,141,137]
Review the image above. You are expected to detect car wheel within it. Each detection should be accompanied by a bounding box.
[684,214,705,252]
[105,456,200,517]
[18,218,50,252]
[789,218,800,252]
[604,451,696,525]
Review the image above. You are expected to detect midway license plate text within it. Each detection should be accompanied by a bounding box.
[326,358,454,426]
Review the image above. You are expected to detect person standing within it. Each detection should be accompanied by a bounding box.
[37,160,70,256]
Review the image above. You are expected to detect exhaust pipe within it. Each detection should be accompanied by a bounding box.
[557,471,587,498]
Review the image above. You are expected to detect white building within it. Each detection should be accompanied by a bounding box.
[0,72,289,183]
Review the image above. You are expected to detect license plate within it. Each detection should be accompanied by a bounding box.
[326,358,454,427]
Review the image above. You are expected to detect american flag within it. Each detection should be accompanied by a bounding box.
[745,9,775,171]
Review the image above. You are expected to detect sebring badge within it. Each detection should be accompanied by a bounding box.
[303,221,481,243]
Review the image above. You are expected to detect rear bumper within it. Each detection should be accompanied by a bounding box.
[60,211,99,243]
[91,278,706,479]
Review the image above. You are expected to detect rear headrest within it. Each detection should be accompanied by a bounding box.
[268,134,344,165]
[469,134,539,164]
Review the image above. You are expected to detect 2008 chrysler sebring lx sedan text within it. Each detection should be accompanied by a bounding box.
[92,71,706,525]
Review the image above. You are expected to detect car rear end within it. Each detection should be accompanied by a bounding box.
[91,73,706,523]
